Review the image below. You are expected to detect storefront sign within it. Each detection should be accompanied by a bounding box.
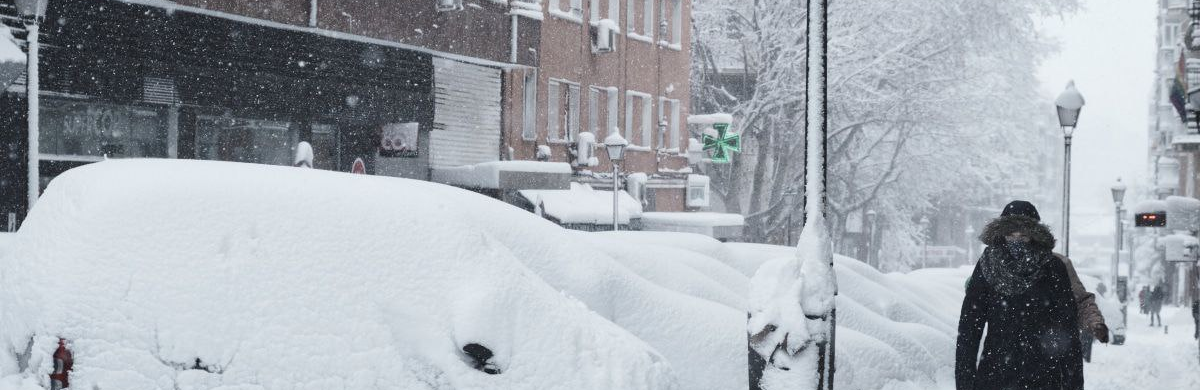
[380,122,419,158]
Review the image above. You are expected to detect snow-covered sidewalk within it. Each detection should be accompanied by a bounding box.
[1084,306,1200,389]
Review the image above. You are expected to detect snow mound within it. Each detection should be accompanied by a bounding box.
[0,160,679,390]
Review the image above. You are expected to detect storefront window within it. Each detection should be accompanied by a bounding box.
[196,115,296,166]
[39,100,168,158]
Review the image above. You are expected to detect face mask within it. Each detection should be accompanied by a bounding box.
[1004,241,1033,262]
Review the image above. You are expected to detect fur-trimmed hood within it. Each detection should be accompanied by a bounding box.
[979,215,1056,250]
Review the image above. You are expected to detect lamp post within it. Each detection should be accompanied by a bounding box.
[1055,81,1085,257]
[17,0,48,211]
[865,209,878,267]
[1112,178,1127,288]
[919,216,931,269]
[604,133,627,232]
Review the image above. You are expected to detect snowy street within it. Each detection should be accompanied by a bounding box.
[1084,307,1200,390]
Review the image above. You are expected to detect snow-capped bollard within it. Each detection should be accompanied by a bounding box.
[49,338,72,390]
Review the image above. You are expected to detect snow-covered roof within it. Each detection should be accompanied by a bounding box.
[519,183,643,225]
[432,161,572,189]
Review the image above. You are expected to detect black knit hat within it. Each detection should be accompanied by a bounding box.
[1001,200,1041,221]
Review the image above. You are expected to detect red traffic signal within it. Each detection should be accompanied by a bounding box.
[1135,212,1167,227]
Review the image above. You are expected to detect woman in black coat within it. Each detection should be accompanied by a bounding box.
[956,210,1084,390]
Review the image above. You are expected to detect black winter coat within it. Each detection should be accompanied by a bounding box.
[956,216,1084,390]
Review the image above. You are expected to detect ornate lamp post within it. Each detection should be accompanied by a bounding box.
[604,133,627,231]
[1055,81,1085,257]
[16,0,49,211]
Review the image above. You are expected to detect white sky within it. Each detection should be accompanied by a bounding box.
[1037,0,1157,236]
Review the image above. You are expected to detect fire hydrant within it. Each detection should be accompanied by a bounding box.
[49,338,72,390]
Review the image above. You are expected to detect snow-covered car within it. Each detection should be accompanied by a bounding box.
[1,159,752,390]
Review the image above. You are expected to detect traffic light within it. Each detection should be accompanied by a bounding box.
[1135,212,1167,227]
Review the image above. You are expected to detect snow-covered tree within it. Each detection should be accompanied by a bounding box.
[692,0,1079,270]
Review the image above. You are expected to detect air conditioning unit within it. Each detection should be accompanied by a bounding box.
[591,19,618,54]
[437,0,463,12]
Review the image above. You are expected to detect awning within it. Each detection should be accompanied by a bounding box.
[640,212,745,240]
[519,183,643,225]
[433,161,572,190]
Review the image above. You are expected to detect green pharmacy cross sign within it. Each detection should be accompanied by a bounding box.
[702,123,741,163]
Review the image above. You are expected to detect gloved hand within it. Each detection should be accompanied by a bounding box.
[1093,323,1109,344]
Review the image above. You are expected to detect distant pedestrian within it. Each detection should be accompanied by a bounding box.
[1148,284,1165,327]
[957,201,1084,390]
[1139,286,1148,314]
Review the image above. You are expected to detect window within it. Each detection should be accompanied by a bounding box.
[197,115,296,166]
[627,0,637,34]
[670,0,682,45]
[40,100,168,159]
[641,96,652,147]
[548,80,560,141]
[643,0,654,39]
[567,84,581,141]
[589,87,602,136]
[552,0,583,19]
[608,0,620,25]
[625,91,652,147]
[522,71,538,140]
[668,99,680,149]
[686,174,711,208]
[1166,23,1181,47]
[606,88,619,138]
[657,97,680,150]
[548,79,579,142]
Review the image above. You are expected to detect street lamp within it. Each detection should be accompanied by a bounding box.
[1055,80,1085,257]
[604,133,627,231]
[919,216,931,269]
[1112,178,1127,288]
[16,0,48,212]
